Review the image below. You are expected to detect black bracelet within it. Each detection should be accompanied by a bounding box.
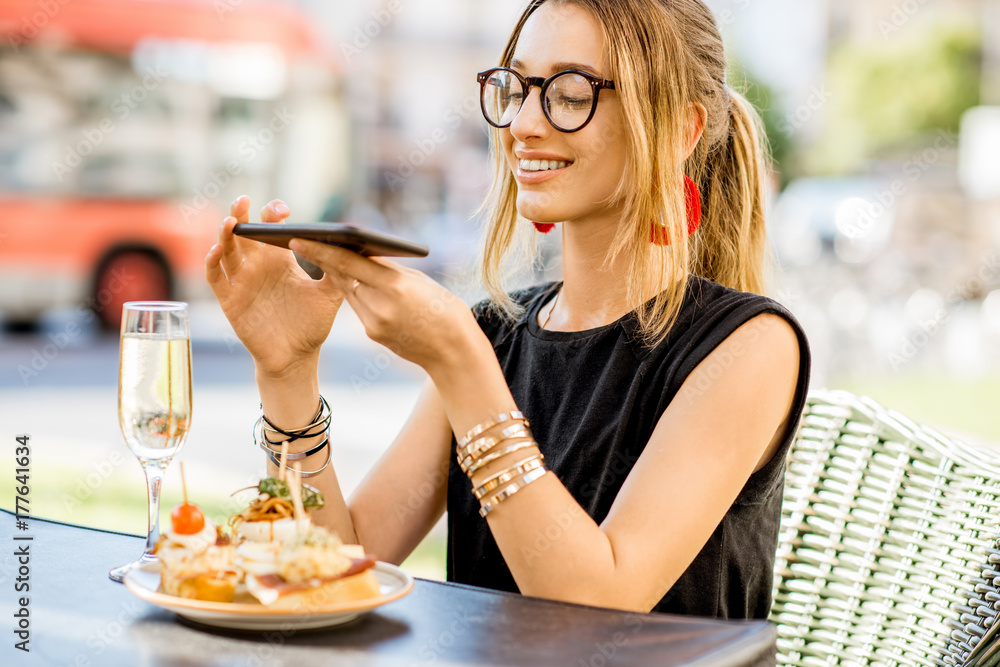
[260,417,331,447]
[258,430,331,461]
[260,395,331,439]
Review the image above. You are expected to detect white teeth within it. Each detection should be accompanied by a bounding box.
[519,159,570,172]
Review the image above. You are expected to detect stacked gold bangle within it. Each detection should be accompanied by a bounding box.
[457,411,550,518]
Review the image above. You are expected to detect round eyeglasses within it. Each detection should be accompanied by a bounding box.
[477,67,616,133]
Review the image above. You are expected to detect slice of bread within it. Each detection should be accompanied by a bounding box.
[245,567,381,609]
[173,573,238,602]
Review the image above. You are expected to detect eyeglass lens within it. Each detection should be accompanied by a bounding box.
[482,70,596,132]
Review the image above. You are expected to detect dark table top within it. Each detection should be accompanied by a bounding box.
[1,511,775,667]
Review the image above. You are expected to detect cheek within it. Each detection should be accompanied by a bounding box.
[573,131,627,195]
[500,131,516,170]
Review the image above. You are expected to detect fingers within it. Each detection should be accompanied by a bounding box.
[205,244,231,298]
[369,256,428,280]
[288,239,394,287]
[229,195,251,224]
[218,215,246,277]
[220,196,258,264]
[261,199,291,223]
[218,195,287,275]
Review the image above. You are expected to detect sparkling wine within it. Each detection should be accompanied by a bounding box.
[118,334,192,464]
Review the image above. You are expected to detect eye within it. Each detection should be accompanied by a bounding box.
[553,95,589,109]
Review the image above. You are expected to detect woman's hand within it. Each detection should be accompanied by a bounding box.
[287,238,481,376]
[205,197,345,377]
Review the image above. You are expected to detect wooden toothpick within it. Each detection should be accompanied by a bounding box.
[179,461,189,505]
[278,441,289,482]
[288,462,307,534]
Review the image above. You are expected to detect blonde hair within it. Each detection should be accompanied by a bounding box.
[476,0,771,347]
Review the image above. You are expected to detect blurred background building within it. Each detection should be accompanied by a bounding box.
[2,0,1000,577]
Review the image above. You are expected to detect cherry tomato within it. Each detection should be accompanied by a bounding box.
[170,502,205,535]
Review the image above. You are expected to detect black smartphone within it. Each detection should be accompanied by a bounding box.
[232,222,429,258]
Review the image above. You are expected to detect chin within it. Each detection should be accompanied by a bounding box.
[517,198,560,224]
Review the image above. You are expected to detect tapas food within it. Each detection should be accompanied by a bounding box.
[151,463,382,610]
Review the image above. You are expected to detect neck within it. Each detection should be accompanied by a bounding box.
[544,212,673,332]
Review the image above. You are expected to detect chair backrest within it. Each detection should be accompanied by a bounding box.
[771,389,1000,666]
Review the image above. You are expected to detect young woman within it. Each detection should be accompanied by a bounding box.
[205,0,810,619]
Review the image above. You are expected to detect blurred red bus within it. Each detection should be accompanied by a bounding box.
[0,0,348,328]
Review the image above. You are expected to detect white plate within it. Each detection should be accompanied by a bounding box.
[124,561,414,631]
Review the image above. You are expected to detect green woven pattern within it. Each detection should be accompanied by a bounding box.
[771,390,1000,666]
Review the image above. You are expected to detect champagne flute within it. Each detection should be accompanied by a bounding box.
[109,302,192,582]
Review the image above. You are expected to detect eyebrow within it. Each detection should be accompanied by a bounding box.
[509,58,606,78]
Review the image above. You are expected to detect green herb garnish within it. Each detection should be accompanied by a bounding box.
[257,477,325,510]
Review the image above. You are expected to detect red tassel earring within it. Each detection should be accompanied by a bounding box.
[650,175,702,246]
[532,221,556,233]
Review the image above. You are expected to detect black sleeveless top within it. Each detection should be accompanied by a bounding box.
[446,276,811,619]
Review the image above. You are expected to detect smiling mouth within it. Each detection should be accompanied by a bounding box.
[518,159,572,172]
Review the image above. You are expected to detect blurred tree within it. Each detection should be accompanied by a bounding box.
[807,20,981,176]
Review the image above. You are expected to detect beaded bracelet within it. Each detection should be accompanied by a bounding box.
[457,411,529,449]
[473,455,545,500]
[479,467,550,518]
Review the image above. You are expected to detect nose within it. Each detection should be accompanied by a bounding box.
[509,85,550,140]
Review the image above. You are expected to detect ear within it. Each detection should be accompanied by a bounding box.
[685,102,707,158]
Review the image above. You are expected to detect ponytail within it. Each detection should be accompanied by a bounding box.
[690,89,770,296]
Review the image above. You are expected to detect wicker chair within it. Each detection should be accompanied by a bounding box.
[771,389,1000,667]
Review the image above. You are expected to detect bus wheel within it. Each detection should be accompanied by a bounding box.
[94,252,171,330]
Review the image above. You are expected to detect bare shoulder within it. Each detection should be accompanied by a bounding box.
[723,312,801,370]
[677,311,801,429]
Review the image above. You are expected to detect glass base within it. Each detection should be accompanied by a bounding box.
[108,552,158,583]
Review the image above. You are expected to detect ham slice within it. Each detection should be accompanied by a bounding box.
[245,557,377,606]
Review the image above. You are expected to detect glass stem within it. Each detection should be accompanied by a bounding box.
[142,463,167,556]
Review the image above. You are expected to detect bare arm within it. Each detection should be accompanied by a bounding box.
[428,312,800,612]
